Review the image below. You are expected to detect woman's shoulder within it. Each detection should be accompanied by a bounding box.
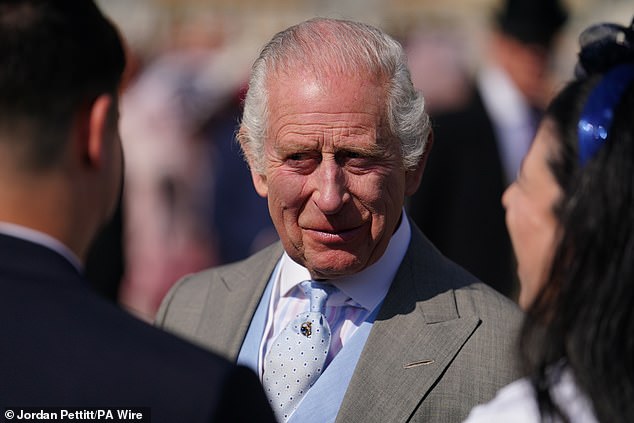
[463,369,598,423]
[462,378,541,423]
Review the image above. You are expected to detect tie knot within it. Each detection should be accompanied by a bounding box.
[300,280,334,314]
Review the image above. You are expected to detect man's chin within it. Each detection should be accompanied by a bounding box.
[303,253,367,280]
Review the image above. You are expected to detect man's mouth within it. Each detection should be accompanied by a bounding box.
[303,225,364,244]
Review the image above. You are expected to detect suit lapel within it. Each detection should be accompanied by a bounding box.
[195,242,284,360]
[336,226,481,422]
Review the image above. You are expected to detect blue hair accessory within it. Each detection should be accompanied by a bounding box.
[577,63,634,165]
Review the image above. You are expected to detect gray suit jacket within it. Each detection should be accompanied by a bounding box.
[157,223,523,422]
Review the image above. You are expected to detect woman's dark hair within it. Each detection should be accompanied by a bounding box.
[519,20,634,423]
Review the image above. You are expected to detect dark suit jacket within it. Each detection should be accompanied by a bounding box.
[409,87,516,297]
[0,234,275,423]
[157,222,523,422]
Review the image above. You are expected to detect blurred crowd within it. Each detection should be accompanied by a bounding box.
[86,0,632,320]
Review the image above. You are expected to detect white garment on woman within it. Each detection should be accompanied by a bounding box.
[463,368,597,423]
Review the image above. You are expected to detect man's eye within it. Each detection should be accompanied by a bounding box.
[286,153,314,164]
[284,152,319,171]
[336,150,368,166]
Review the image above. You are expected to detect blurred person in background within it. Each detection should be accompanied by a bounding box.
[119,49,275,321]
[119,51,221,320]
[409,0,568,298]
[464,16,634,423]
[0,1,275,420]
[404,22,472,115]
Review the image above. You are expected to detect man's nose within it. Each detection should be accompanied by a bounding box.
[312,158,348,214]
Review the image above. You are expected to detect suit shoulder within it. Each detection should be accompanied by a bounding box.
[107,314,277,421]
[453,283,524,387]
[154,268,215,330]
[161,242,282,303]
[456,281,522,323]
[156,242,283,331]
[2,283,274,421]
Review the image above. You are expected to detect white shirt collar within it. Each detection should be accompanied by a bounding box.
[0,222,83,273]
[278,209,411,311]
[477,64,537,183]
[478,63,532,130]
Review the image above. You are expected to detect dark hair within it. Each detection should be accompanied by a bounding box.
[495,0,568,48]
[0,0,125,169]
[519,22,634,423]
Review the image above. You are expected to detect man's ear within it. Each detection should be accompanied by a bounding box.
[405,131,434,196]
[81,94,113,169]
[251,167,269,198]
[238,126,269,198]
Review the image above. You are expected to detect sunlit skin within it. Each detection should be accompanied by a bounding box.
[250,70,424,280]
[502,119,563,309]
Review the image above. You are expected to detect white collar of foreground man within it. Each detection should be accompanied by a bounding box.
[278,208,412,312]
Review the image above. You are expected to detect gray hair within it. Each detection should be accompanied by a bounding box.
[238,17,431,173]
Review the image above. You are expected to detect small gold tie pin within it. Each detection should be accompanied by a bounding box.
[300,321,312,337]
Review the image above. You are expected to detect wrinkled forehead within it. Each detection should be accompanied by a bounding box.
[264,67,390,132]
[261,70,396,157]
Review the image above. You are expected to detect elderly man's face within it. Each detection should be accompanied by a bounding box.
[250,71,422,279]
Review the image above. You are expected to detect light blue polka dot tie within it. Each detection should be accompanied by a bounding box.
[263,280,334,422]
